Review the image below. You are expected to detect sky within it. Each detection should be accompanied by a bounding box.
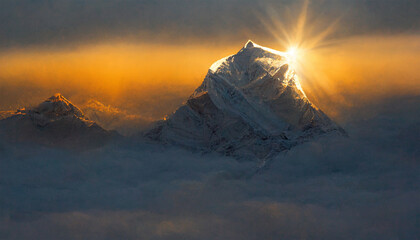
[0,0,419,47]
[0,0,419,125]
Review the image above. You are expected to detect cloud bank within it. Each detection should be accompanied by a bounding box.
[0,0,419,48]
[0,95,419,239]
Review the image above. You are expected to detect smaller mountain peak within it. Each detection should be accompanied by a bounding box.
[245,40,255,48]
[34,93,84,118]
[47,93,67,102]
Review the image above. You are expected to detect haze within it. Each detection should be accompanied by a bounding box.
[0,0,419,123]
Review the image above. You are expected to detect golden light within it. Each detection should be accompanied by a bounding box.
[259,0,339,68]
[257,1,420,121]
[258,0,344,115]
[286,46,300,68]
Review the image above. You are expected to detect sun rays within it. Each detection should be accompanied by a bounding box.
[258,0,341,74]
[256,0,348,116]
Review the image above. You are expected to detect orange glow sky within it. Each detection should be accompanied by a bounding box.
[0,35,419,122]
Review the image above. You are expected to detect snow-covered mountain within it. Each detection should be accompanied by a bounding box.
[0,93,117,149]
[145,40,346,159]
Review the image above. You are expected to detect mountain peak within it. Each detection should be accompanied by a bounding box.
[45,93,70,104]
[35,93,84,118]
[207,41,292,91]
[209,40,288,79]
[48,93,65,100]
[146,40,346,159]
[245,40,255,48]
[242,40,286,57]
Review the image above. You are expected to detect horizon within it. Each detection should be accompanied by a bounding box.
[0,0,419,125]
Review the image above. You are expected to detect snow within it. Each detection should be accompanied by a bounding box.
[245,39,254,48]
[245,39,286,57]
[209,56,231,72]
[146,41,345,159]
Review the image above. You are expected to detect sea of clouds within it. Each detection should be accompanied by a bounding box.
[0,96,419,240]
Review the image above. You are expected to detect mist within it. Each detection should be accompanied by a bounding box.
[1,35,419,127]
[0,94,419,239]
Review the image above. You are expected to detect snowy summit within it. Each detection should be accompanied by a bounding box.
[0,93,116,149]
[146,40,346,159]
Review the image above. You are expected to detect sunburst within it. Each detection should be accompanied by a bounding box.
[259,0,340,74]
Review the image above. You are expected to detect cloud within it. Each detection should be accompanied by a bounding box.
[81,99,153,135]
[0,95,419,239]
[0,0,419,48]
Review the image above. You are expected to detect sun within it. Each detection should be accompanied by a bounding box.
[285,45,305,72]
[257,0,341,97]
[259,0,339,71]
[286,46,299,66]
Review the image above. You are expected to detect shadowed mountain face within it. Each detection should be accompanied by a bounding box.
[146,41,346,160]
[0,93,116,150]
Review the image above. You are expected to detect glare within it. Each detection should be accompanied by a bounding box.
[258,0,339,71]
[256,0,343,110]
[257,0,341,97]
[285,45,306,74]
[286,46,299,66]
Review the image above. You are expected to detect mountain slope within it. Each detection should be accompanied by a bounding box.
[145,40,345,159]
[0,94,116,149]
[82,99,153,136]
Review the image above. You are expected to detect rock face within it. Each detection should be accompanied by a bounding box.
[0,94,116,149]
[145,40,346,159]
